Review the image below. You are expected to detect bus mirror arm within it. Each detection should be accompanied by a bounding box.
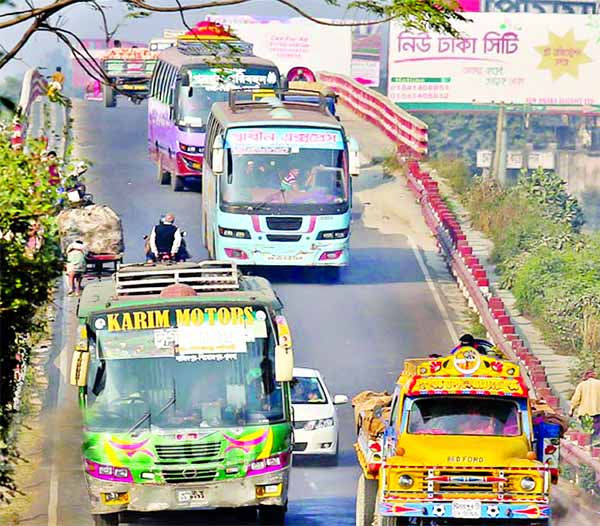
[70,350,90,387]
[212,135,225,174]
[275,344,294,382]
[348,136,360,177]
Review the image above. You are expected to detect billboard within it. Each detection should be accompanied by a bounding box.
[388,13,600,107]
[205,15,352,77]
[352,24,384,87]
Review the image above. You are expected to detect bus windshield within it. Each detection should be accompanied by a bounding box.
[176,66,279,128]
[407,396,521,437]
[221,127,348,215]
[84,324,284,432]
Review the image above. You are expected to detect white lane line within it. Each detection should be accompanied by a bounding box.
[407,235,459,342]
[48,280,70,526]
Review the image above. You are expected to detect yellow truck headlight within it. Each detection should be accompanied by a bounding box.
[520,476,537,491]
[398,474,414,488]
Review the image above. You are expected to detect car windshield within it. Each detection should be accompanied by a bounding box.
[291,376,327,404]
[221,127,348,215]
[176,66,279,128]
[84,318,284,432]
[407,396,521,437]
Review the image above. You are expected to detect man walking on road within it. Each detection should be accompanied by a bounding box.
[570,370,600,446]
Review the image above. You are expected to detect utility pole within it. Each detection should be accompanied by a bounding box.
[492,102,507,185]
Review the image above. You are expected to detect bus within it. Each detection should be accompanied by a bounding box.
[70,261,295,526]
[201,90,360,277]
[147,21,281,192]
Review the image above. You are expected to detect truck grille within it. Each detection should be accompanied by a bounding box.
[161,467,217,483]
[155,442,222,462]
[266,234,302,242]
[266,217,303,231]
[431,470,505,494]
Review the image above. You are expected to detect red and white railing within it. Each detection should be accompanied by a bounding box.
[317,71,428,158]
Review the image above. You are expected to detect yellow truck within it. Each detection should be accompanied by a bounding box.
[354,345,561,526]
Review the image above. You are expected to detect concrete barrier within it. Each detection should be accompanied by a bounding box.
[317,71,428,158]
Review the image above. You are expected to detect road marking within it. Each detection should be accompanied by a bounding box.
[48,279,70,526]
[407,235,459,342]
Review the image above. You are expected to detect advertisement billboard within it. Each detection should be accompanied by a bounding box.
[388,13,600,108]
[352,24,384,87]
[205,15,352,77]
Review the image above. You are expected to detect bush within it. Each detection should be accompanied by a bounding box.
[429,156,472,195]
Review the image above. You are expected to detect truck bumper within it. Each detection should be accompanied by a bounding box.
[380,499,551,520]
[86,468,289,514]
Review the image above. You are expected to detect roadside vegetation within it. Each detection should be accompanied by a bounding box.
[434,157,596,378]
[0,121,64,503]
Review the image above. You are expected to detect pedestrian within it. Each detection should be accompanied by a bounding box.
[65,240,87,296]
[51,66,65,88]
[569,369,600,446]
[45,150,61,186]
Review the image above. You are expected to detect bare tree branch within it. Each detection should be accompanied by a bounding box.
[0,0,83,29]
[90,0,121,44]
[0,16,45,70]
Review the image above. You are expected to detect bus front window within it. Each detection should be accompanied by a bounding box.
[176,86,227,129]
[220,147,348,215]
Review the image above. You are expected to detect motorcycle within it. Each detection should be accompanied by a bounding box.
[144,229,189,263]
[63,162,94,205]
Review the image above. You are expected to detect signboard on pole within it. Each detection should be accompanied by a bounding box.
[388,13,600,109]
[205,15,352,77]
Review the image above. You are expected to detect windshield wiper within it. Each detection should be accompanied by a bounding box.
[128,407,151,434]
[156,379,177,418]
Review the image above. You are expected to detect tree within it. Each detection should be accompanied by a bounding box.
[0,0,466,74]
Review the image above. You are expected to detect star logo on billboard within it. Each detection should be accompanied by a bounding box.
[535,29,591,80]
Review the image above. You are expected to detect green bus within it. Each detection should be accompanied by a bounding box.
[70,261,294,525]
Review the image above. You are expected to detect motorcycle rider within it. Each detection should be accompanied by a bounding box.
[146,213,183,263]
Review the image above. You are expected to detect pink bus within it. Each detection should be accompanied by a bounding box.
[147,22,281,191]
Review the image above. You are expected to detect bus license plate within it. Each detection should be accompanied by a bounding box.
[121,84,145,90]
[177,489,206,504]
[264,254,304,263]
[451,499,481,519]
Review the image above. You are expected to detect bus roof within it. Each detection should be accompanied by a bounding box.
[156,45,277,69]
[77,264,282,321]
[211,100,344,129]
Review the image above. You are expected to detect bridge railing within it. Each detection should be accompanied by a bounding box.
[317,71,428,158]
[18,68,48,118]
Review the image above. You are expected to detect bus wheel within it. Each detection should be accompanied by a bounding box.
[103,84,116,108]
[93,513,119,526]
[171,174,184,192]
[258,505,286,524]
[356,473,377,526]
[156,159,169,185]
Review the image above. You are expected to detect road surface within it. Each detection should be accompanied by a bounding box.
[27,98,457,526]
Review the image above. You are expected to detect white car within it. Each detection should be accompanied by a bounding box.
[291,367,348,464]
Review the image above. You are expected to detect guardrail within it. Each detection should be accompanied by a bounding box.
[317,71,428,158]
[404,160,600,491]
[18,68,48,118]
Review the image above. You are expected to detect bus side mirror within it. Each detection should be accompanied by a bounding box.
[212,135,224,174]
[348,137,360,177]
[70,350,90,387]
[275,344,294,382]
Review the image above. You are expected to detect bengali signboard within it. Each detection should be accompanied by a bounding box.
[484,0,597,14]
[388,13,600,107]
[205,15,352,77]
[352,25,384,87]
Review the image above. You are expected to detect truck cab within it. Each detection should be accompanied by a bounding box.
[355,346,557,526]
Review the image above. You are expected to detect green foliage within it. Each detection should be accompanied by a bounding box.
[516,167,585,231]
[429,156,471,195]
[0,123,64,502]
[461,169,594,360]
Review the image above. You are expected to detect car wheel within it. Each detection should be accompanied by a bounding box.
[171,174,184,192]
[356,473,377,526]
[258,504,286,524]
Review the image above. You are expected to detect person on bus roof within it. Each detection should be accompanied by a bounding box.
[450,333,480,354]
[147,213,182,263]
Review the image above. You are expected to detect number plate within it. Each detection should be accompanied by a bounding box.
[451,499,482,519]
[264,254,305,262]
[177,489,206,504]
[121,84,146,90]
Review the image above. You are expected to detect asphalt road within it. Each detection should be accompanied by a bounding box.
[37,98,455,526]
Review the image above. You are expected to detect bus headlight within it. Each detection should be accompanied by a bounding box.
[520,476,537,491]
[398,474,414,488]
[219,227,251,239]
[179,143,203,154]
[317,228,349,240]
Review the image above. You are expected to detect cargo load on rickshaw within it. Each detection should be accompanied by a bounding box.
[57,204,124,277]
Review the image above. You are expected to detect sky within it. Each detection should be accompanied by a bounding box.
[0,0,368,79]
